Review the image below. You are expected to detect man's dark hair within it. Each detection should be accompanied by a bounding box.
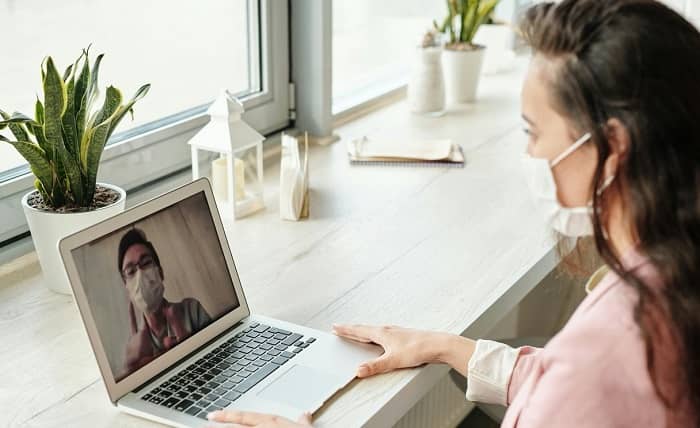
[117,228,161,280]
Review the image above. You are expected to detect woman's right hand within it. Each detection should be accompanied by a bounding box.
[332,324,472,378]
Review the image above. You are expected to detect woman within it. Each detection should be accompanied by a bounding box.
[208,1,700,426]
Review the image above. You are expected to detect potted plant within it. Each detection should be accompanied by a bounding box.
[408,29,446,115]
[0,48,150,294]
[435,0,501,103]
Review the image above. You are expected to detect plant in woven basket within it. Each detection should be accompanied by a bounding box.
[0,47,150,211]
[434,0,501,49]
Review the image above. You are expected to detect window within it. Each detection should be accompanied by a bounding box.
[1,0,259,177]
[0,0,289,244]
[332,0,445,113]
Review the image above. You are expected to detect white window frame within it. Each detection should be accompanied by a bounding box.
[0,0,289,245]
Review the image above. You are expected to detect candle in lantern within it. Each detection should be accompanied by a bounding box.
[211,155,246,202]
[211,156,228,201]
[233,157,245,201]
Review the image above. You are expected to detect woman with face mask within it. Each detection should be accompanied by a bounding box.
[118,228,212,376]
[208,1,700,427]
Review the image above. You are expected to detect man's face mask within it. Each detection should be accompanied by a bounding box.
[126,263,164,314]
[521,132,614,238]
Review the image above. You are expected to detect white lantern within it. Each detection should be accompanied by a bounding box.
[189,90,265,219]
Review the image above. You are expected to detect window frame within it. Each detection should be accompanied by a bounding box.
[0,0,289,245]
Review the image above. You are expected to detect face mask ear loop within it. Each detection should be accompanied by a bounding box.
[593,174,615,241]
[596,174,616,197]
[550,132,592,167]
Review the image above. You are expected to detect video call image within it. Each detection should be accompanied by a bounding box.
[71,192,240,382]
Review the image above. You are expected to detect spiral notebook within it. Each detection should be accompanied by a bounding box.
[347,137,465,168]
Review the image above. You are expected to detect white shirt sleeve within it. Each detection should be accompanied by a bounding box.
[465,339,520,406]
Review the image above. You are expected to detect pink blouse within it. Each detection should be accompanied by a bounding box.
[465,250,690,427]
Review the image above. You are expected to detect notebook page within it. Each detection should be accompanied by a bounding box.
[349,138,453,161]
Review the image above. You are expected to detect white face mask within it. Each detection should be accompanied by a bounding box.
[126,265,164,313]
[521,132,614,237]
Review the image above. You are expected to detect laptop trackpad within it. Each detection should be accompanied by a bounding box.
[258,365,344,411]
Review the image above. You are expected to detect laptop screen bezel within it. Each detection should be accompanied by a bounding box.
[59,178,250,403]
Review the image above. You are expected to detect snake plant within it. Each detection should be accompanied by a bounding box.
[434,0,501,46]
[0,48,150,209]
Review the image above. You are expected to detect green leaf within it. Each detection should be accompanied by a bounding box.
[64,48,88,158]
[469,0,500,41]
[53,154,67,204]
[63,64,74,82]
[0,110,29,142]
[445,0,457,42]
[74,50,91,143]
[34,178,51,204]
[107,83,150,140]
[82,86,123,203]
[28,98,51,160]
[81,86,121,201]
[96,86,122,125]
[0,114,37,126]
[62,76,78,160]
[461,0,480,43]
[40,57,48,83]
[44,56,83,205]
[35,98,45,125]
[82,121,110,203]
[80,85,122,169]
[86,54,104,112]
[1,140,54,205]
[458,0,468,15]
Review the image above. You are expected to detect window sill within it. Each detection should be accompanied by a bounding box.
[333,79,408,127]
[0,130,288,266]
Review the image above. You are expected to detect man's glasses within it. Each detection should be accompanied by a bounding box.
[122,255,156,279]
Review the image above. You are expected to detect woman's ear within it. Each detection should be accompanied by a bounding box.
[603,118,631,179]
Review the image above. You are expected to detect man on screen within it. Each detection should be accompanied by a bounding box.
[118,228,211,374]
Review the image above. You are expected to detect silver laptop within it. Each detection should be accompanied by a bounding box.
[59,178,380,427]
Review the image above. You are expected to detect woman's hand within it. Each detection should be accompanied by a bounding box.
[207,410,312,427]
[332,324,474,378]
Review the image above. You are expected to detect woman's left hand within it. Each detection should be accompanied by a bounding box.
[207,410,312,427]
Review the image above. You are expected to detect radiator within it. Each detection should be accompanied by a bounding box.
[393,373,474,428]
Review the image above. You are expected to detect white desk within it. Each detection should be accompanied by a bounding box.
[0,61,560,428]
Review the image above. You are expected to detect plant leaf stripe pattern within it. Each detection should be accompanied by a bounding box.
[0,48,150,210]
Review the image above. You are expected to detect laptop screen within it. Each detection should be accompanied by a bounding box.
[70,191,240,382]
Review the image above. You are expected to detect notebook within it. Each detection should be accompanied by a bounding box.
[347,137,465,168]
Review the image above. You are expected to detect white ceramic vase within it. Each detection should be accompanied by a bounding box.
[408,46,445,115]
[442,45,486,104]
[22,183,127,295]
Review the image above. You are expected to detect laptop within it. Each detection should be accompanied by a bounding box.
[59,178,380,427]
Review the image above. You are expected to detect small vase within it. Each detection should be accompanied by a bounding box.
[408,46,445,116]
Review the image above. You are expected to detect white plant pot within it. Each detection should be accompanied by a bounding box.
[22,183,126,295]
[442,45,486,104]
[407,46,445,115]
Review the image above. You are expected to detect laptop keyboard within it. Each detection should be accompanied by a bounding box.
[139,322,315,420]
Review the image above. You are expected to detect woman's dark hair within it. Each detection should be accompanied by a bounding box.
[117,228,162,280]
[521,0,700,424]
